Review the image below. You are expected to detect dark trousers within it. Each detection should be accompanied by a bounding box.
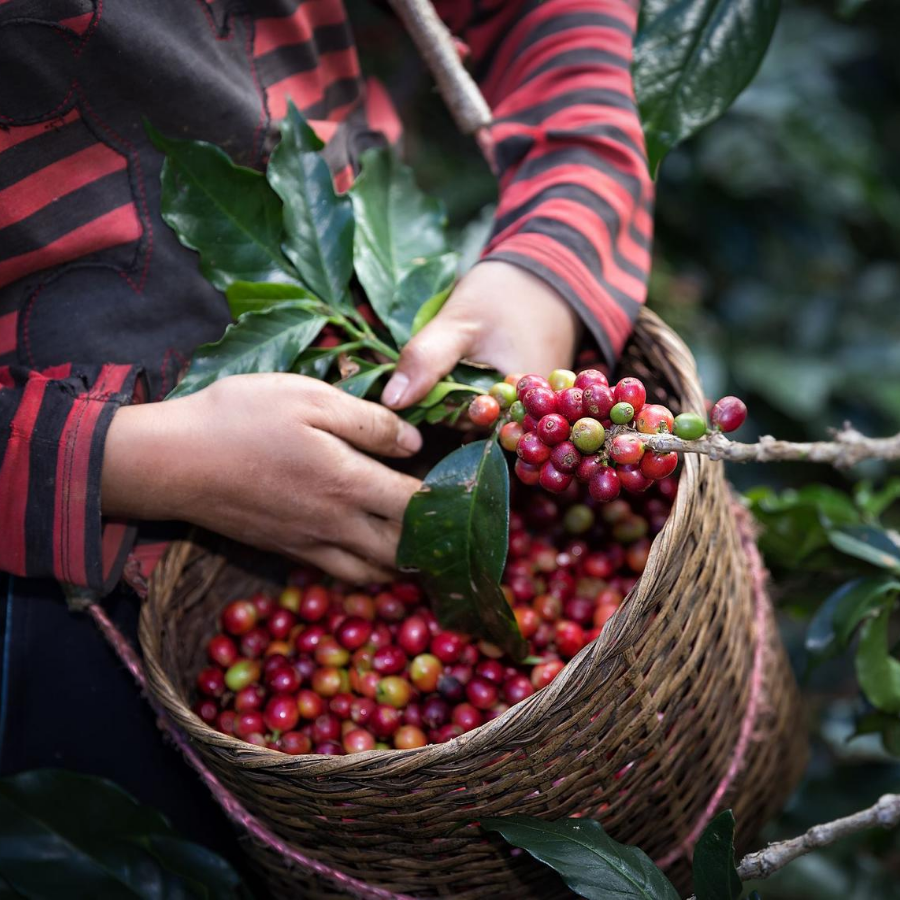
[0,574,246,873]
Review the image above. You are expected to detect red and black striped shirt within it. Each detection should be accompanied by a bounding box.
[0,0,654,593]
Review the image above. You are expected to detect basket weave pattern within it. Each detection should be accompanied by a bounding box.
[141,310,807,898]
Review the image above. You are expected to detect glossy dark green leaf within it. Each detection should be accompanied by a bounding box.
[0,770,250,899]
[829,526,900,573]
[147,124,294,289]
[806,577,900,664]
[856,604,900,713]
[386,254,458,345]
[167,302,326,399]
[267,102,354,308]
[634,0,782,173]
[410,285,453,337]
[693,810,742,900]
[351,147,449,340]
[397,439,526,660]
[291,342,362,380]
[224,281,321,318]
[481,816,680,900]
[334,360,394,398]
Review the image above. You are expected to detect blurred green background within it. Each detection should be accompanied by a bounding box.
[356,0,900,895]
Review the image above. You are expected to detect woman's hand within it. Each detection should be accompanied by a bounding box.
[101,373,422,583]
[381,260,582,409]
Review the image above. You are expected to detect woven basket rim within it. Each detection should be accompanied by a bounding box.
[140,307,711,775]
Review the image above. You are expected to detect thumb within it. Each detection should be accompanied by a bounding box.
[381,316,475,409]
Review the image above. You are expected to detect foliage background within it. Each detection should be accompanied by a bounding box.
[354,0,900,895]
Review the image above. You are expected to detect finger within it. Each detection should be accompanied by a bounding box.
[380,312,475,409]
[351,457,421,522]
[305,384,422,457]
[336,513,402,570]
[300,544,393,585]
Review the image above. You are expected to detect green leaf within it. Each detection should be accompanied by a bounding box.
[829,526,900,573]
[147,124,294,290]
[397,439,526,661]
[387,254,458,345]
[806,577,900,664]
[0,770,250,899]
[334,361,395,398]
[856,604,900,714]
[418,380,483,409]
[692,811,742,900]
[167,302,326,399]
[410,285,453,336]
[854,712,900,756]
[634,0,782,173]
[481,816,680,900]
[224,281,321,318]
[351,147,449,340]
[853,478,900,521]
[267,102,354,308]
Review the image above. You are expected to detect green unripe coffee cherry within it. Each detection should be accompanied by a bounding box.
[225,659,261,692]
[509,400,527,424]
[548,368,577,391]
[563,503,595,535]
[489,381,517,409]
[610,401,635,425]
[571,417,605,453]
[674,412,707,440]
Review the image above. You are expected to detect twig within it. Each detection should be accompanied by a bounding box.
[386,0,493,136]
[736,792,900,881]
[636,424,900,468]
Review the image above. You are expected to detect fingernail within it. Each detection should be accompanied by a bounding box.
[382,373,409,408]
[398,423,422,454]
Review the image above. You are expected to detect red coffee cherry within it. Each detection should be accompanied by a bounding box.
[539,462,573,493]
[536,413,571,446]
[589,467,621,503]
[517,432,552,465]
[524,387,558,419]
[583,384,615,419]
[640,451,678,480]
[710,396,747,433]
[468,394,501,427]
[610,434,645,466]
[635,404,675,435]
[613,377,647,413]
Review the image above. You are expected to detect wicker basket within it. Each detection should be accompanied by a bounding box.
[140,309,807,899]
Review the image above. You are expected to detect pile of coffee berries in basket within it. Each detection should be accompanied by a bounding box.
[469,369,746,500]
[193,475,676,755]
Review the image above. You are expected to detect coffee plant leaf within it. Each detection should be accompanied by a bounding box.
[856,604,900,714]
[388,253,458,346]
[224,281,321,319]
[481,816,680,900]
[828,526,900,573]
[692,810,742,900]
[410,284,453,337]
[334,360,395,398]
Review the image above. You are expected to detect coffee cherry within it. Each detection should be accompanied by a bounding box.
[234,684,266,713]
[555,620,586,658]
[626,537,652,574]
[613,515,649,543]
[531,660,565,690]
[475,659,506,684]
[222,600,258,636]
[349,697,377,727]
[194,698,219,724]
[509,400,527,424]
[556,387,585,423]
[312,713,342,743]
[370,704,403,738]
[468,394,501,427]
[281,731,313,755]
[278,587,301,613]
[617,464,653,493]
[513,606,540,639]
[315,637,351,668]
[217,710,238,735]
[266,664,301,695]
[503,674,535,705]
[505,372,524,387]
[394,725,428,749]
[312,667,348,698]
[314,740,344,755]
[409,654,443,692]
[533,593,562,622]
[674,412,707,440]
[240,627,269,659]
[343,728,376,754]
[583,384,615,419]
[516,374,551,400]
[267,608,296,641]
[522,414,539,433]
[397,615,430,657]
[640,451,678,480]
[430,632,465,664]
[575,369,608,391]
[536,413,571,446]
[514,459,541,486]
[421,696,450,729]
[548,368,577,391]
[524,387,558,419]
[264,695,300,733]
[432,724,464,743]
[372,646,407,676]
[451,703,483,732]
[610,433,645,465]
[297,688,325,720]
[294,624,326,655]
[489,381,517,409]
[576,454,604,483]
[252,592,277,619]
[589,467,621,503]
[710,396,747,433]
[564,596,595,626]
[613,377,646,413]
[375,676,413,709]
[550,441,581,475]
[343,592,375,619]
[235,711,266,740]
[539,462,573,493]
[610,402,635,425]
[516,432,552,465]
[336,616,373,651]
[563,503,595,535]
[635,404,675,435]
[298,586,330,622]
[225,659,261,692]
[499,421,525,452]
[466,676,499,710]
[571,418,605,453]
[207,634,239,668]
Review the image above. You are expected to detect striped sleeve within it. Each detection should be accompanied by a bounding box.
[439,0,654,365]
[0,363,143,594]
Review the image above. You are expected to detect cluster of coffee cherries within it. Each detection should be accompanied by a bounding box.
[467,369,746,500]
[192,474,673,755]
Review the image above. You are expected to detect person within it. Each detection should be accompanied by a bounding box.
[0,0,653,856]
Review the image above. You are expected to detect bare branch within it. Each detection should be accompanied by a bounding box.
[635,424,900,468]
[736,792,900,881]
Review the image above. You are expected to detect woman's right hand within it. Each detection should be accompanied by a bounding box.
[101,373,423,583]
